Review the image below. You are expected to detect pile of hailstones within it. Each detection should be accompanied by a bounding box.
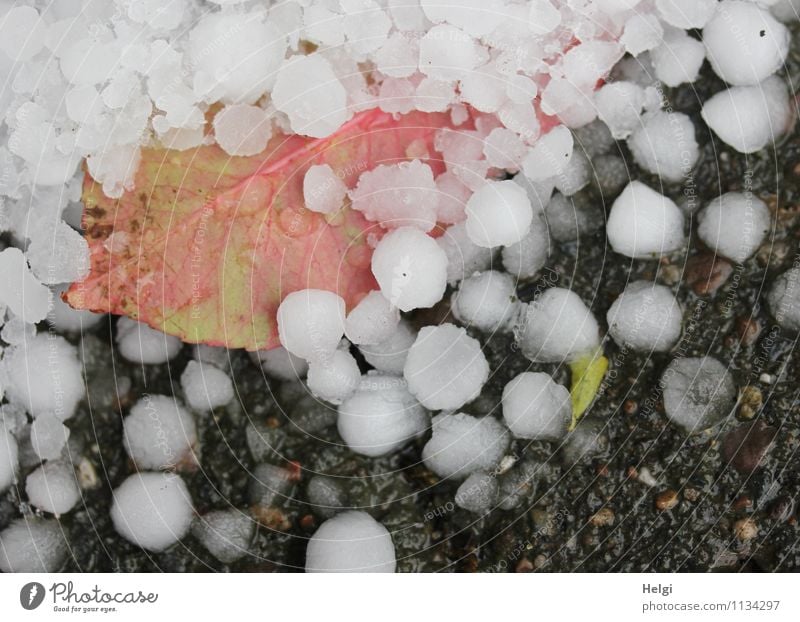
[1,0,800,573]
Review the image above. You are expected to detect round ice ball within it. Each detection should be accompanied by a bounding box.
[451,270,519,333]
[304,164,348,215]
[307,348,362,405]
[404,324,490,411]
[180,360,234,412]
[628,111,699,183]
[358,319,417,374]
[501,215,550,280]
[25,460,80,515]
[455,472,499,514]
[371,227,448,312]
[661,357,736,432]
[515,288,600,363]
[422,412,509,480]
[123,395,197,470]
[213,104,272,156]
[465,180,533,248]
[703,1,790,86]
[437,221,497,286]
[344,290,400,346]
[277,289,346,362]
[192,509,255,564]
[251,346,308,381]
[0,427,19,492]
[337,373,429,457]
[607,281,683,352]
[116,317,182,365]
[501,372,572,441]
[30,414,71,461]
[606,181,685,259]
[305,511,396,572]
[0,518,67,572]
[698,192,771,263]
[701,76,793,154]
[767,267,800,332]
[2,333,84,419]
[110,472,193,552]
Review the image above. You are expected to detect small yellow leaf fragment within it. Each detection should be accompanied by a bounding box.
[568,347,608,430]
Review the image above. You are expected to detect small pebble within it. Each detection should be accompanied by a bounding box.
[655,489,679,511]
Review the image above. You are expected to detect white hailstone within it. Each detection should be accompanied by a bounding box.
[656,0,718,29]
[375,32,418,78]
[344,290,400,346]
[192,509,255,564]
[607,281,683,351]
[27,221,90,285]
[0,518,67,573]
[110,472,193,552]
[628,111,699,183]
[47,285,104,333]
[606,181,686,258]
[698,193,771,263]
[502,216,550,280]
[272,54,348,138]
[521,125,574,183]
[0,248,51,323]
[455,472,499,513]
[180,360,234,412]
[483,128,527,170]
[30,414,71,461]
[304,164,348,215]
[213,104,272,157]
[465,180,533,248]
[772,0,800,22]
[337,373,429,456]
[2,333,83,420]
[371,227,447,312]
[307,348,361,405]
[303,5,345,47]
[123,395,197,470]
[192,344,230,369]
[661,357,736,432]
[516,288,600,363]
[513,173,555,214]
[350,160,439,231]
[703,0,790,86]
[459,69,506,114]
[341,0,392,54]
[621,13,664,56]
[434,172,470,225]
[1,426,18,492]
[420,0,507,36]
[562,40,623,91]
[415,77,457,112]
[277,289,346,362]
[422,413,509,480]
[86,144,141,199]
[767,267,800,332]
[438,223,496,285]
[501,372,571,441]
[188,11,285,104]
[419,24,487,81]
[528,0,562,35]
[0,6,46,61]
[594,82,645,140]
[127,0,186,30]
[403,324,489,411]
[388,0,429,31]
[651,31,706,87]
[451,271,519,333]
[116,317,182,365]
[359,319,417,374]
[306,511,396,573]
[252,346,309,381]
[554,150,591,197]
[701,76,792,154]
[25,461,80,515]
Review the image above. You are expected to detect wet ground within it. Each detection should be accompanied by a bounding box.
[3,36,799,573]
